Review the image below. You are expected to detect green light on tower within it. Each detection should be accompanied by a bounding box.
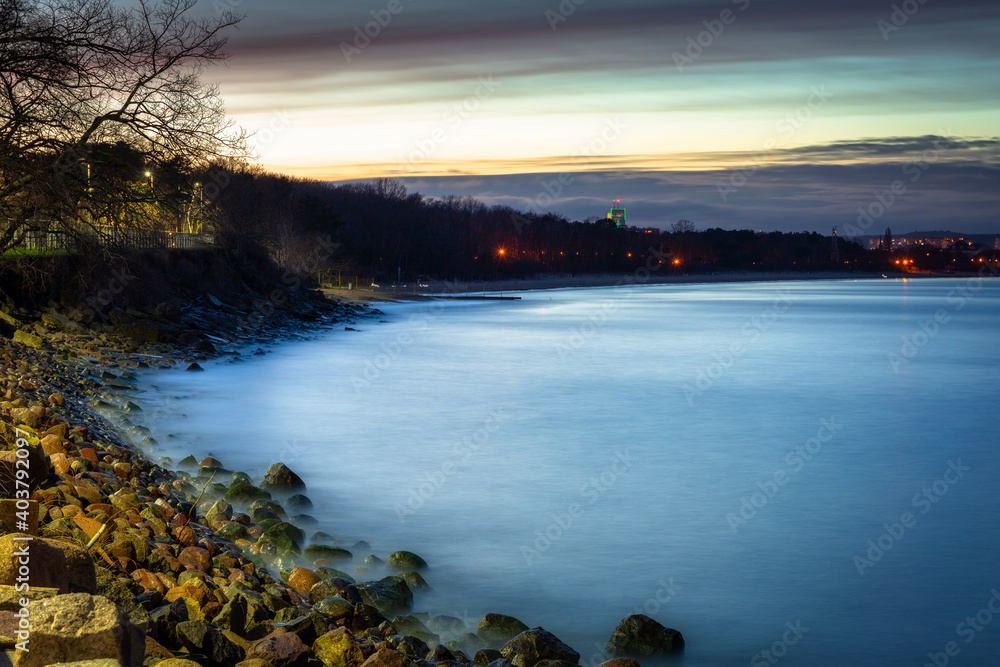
[607,199,626,227]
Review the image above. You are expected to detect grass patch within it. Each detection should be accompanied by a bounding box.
[1,247,72,258]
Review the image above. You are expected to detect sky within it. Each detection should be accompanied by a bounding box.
[204,0,999,233]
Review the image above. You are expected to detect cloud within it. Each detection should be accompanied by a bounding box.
[387,149,1000,234]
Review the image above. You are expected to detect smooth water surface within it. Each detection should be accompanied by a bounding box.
[131,278,1000,666]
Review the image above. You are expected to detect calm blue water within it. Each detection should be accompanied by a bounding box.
[131,278,1000,667]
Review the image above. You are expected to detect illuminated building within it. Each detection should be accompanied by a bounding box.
[607,200,626,228]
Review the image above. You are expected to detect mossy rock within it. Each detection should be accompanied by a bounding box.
[401,570,431,592]
[247,498,287,519]
[216,522,249,542]
[313,596,355,622]
[286,494,313,509]
[257,518,281,532]
[386,550,428,572]
[356,576,413,615]
[303,545,353,564]
[259,522,305,553]
[225,479,271,504]
[250,508,279,524]
[315,567,355,584]
[478,613,529,648]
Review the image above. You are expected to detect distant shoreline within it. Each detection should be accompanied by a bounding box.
[322,270,952,302]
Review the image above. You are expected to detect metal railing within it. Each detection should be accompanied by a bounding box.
[16,223,213,251]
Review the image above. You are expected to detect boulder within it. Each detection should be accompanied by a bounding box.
[0,534,69,593]
[12,330,44,349]
[205,499,234,525]
[287,567,321,595]
[302,544,352,564]
[595,659,641,667]
[177,546,212,572]
[386,551,427,572]
[246,631,312,666]
[478,614,529,649]
[310,577,362,606]
[225,478,271,504]
[400,571,430,593]
[360,647,411,667]
[475,649,503,666]
[500,628,580,667]
[58,539,98,594]
[357,577,412,615]
[350,603,388,633]
[395,635,430,659]
[314,596,355,623]
[14,593,144,667]
[0,444,50,496]
[605,615,683,656]
[313,627,374,667]
[259,522,304,553]
[261,462,306,492]
[176,619,247,665]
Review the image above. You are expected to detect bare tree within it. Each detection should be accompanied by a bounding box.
[0,0,247,252]
[670,219,696,233]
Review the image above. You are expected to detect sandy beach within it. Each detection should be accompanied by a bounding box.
[321,270,900,303]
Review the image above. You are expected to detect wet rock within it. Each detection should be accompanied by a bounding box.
[310,577,363,606]
[475,650,503,666]
[178,546,212,572]
[595,659,641,667]
[16,593,144,667]
[0,533,68,593]
[13,329,44,349]
[176,619,247,665]
[217,521,250,541]
[401,571,431,593]
[357,577,413,615]
[149,598,190,645]
[313,627,374,667]
[246,631,312,666]
[303,544,353,564]
[261,462,306,492]
[350,603,389,633]
[95,568,149,632]
[499,628,580,667]
[288,567,321,595]
[214,596,248,634]
[478,614,529,649]
[386,551,427,572]
[0,442,49,495]
[361,647,412,667]
[315,567,356,584]
[605,615,683,656]
[396,635,430,659]
[426,645,455,662]
[286,494,313,509]
[186,362,204,372]
[259,521,304,553]
[225,479,271,505]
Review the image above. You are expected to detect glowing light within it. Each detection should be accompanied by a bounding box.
[673,259,681,265]
[497,248,506,256]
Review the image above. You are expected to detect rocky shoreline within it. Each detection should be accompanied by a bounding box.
[0,287,683,666]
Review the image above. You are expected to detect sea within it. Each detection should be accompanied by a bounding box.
[126,277,1000,667]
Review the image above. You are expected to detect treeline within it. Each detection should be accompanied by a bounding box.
[206,169,879,279]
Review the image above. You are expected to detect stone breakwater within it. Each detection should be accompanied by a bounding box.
[0,290,683,666]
